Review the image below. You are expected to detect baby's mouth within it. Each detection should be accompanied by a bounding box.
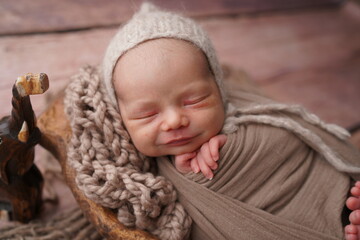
[165,136,194,146]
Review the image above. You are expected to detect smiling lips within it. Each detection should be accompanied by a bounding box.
[165,136,195,146]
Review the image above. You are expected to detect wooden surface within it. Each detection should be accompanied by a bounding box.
[0,0,344,35]
[0,0,360,231]
[1,2,359,128]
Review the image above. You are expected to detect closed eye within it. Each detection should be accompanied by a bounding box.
[184,94,209,106]
[131,111,158,120]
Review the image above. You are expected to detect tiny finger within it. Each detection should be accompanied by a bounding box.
[191,157,200,173]
[197,153,214,180]
[209,135,227,161]
[345,224,358,234]
[200,143,218,170]
[351,186,360,197]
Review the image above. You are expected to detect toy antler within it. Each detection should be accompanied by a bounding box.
[0,73,49,222]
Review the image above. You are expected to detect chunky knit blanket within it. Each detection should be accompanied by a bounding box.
[64,66,360,240]
[64,66,191,240]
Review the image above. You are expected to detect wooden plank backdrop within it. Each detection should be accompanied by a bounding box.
[0,0,344,35]
[1,2,359,128]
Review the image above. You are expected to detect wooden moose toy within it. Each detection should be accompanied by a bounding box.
[0,73,49,222]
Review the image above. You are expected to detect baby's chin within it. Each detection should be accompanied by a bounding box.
[141,143,202,157]
[162,143,203,157]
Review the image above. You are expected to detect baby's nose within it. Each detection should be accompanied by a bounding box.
[161,109,189,131]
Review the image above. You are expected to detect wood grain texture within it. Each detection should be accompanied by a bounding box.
[0,0,344,35]
[1,3,359,128]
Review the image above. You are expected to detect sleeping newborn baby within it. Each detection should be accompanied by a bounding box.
[112,38,227,181]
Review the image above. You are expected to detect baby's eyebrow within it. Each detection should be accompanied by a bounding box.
[180,82,211,95]
[125,101,157,112]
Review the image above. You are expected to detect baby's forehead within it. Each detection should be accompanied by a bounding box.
[113,38,215,99]
[115,38,212,76]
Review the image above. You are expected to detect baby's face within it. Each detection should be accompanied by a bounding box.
[113,38,225,157]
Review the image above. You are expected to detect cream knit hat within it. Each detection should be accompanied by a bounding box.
[102,2,226,107]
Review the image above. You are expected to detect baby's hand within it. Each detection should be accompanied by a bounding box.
[174,134,227,180]
[192,134,227,180]
[173,151,197,174]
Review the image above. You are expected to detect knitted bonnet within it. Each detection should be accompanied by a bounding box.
[102,2,226,107]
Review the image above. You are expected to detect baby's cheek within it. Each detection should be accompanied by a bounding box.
[131,135,150,155]
[140,125,155,139]
[131,128,157,154]
[204,109,223,125]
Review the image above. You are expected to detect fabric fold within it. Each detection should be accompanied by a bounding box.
[157,86,360,240]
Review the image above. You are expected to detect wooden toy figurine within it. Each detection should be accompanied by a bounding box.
[0,73,49,222]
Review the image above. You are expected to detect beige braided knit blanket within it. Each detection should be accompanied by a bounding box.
[65,66,360,240]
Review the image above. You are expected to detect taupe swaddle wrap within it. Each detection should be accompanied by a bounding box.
[158,87,360,239]
[65,66,360,240]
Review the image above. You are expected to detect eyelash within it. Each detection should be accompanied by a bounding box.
[134,112,158,120]
[184,95,208,106]
[130,95,209,120]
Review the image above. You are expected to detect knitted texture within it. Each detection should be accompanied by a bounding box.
[0,208,102,240]
[64,66,192,240]
[102,2,226,108]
